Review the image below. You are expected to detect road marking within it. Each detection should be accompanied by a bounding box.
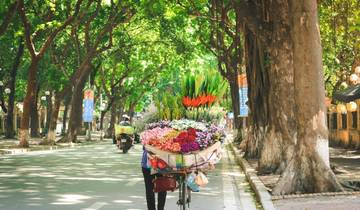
[82,202,108,210]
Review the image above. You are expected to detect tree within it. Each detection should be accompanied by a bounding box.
[204,0,296,174]
[273,0,343,194]
[0,20,24,138]
[5,37,24,138]
[40,41,74,144]
[319,0,360,96]
[17,0,83,147]
[0,0,19,36]
[179,0,244,129]
[63,0,135,143]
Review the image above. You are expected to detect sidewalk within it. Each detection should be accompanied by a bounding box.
[0,132,104,155]
[232,138,360,210]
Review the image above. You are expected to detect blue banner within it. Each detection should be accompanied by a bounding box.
[83,98,94,122]
[239,87,248,117]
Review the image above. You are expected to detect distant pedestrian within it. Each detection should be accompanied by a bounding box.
[227,112,234,129]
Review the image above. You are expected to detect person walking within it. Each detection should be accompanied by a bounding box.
[141,148,167,210]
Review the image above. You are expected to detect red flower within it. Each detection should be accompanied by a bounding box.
[187,134,196,142]
[187,128,197,136]
[207,95,217,105]
[199,95,208,106]
[182,96,192,107]
[177,132,188,139]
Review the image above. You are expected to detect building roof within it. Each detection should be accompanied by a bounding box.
[333,84,360,103]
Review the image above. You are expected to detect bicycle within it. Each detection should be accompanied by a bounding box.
[165,169,192,210]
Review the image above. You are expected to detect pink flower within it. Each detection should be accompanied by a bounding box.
[141,127,174,145]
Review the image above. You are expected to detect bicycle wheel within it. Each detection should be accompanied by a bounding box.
[177,176,187,210]
[187,186,191,208]
[181,177,186,210]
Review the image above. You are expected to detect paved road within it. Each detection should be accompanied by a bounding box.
[0,140,258,210]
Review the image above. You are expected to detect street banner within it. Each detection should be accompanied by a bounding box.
[238,74,248,117]
[83,89,94,122]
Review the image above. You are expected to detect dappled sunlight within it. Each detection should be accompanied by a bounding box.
[56,177,125,181]
[51,194,91,205]
[21,189,40,193]
[28,172,57,178]
[24,182,40,185]
[45,185,56,189]
[0,173,19,177]
[113,199,133,204]
[166,194,177,199]
[129,195,144,199]
[16,166,46,172]
[28,197,44,200]
[194,191,222,196]
[27,203,42,206]
[222,171,246,177]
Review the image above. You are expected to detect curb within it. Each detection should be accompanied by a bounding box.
[0,141,103,156]
[0,145,71,155]
[272,191,360,200]
[229,143,277,210]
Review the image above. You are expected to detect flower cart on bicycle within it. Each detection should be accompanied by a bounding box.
[141,120,224,210]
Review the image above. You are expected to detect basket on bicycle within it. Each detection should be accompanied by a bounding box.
[141,119,225,173]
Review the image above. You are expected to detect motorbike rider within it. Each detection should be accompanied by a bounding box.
[120,114,131,126]
[120,114,140,143]
[114,114,136,153]
[113,115,131,145]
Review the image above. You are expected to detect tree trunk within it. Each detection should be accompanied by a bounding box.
[241,31,270,159]
[273,0,343,195]
[5,37,24,139]
[241,2,296,174]
[100,111,105,131]
[66,77,86,143]
[44,88,71,144]
[19,59,39,147]
[0,1,19,36]
[100,110,105,140]
[62,97,70,135]
[45,92,53,133]
[117,103,124,124]
[257,1,296,174]
[229,78,241,129]
[128,101,138,123]
[30,85,40,138]
[43,98,60,145]
[106,101,116,138]
[42,95,62,144]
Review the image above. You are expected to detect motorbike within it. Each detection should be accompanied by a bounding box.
[114,124,135,153]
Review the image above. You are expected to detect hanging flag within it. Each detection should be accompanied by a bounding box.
[83,89,94,122]
[238,74,248,117]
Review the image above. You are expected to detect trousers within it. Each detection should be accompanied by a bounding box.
[142,167,167,210]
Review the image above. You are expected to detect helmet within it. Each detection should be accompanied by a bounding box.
[122,114,130,120]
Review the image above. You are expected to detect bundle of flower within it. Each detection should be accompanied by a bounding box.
[182,95,217,108]
[181,70,227,109]
[141,119,224,154]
